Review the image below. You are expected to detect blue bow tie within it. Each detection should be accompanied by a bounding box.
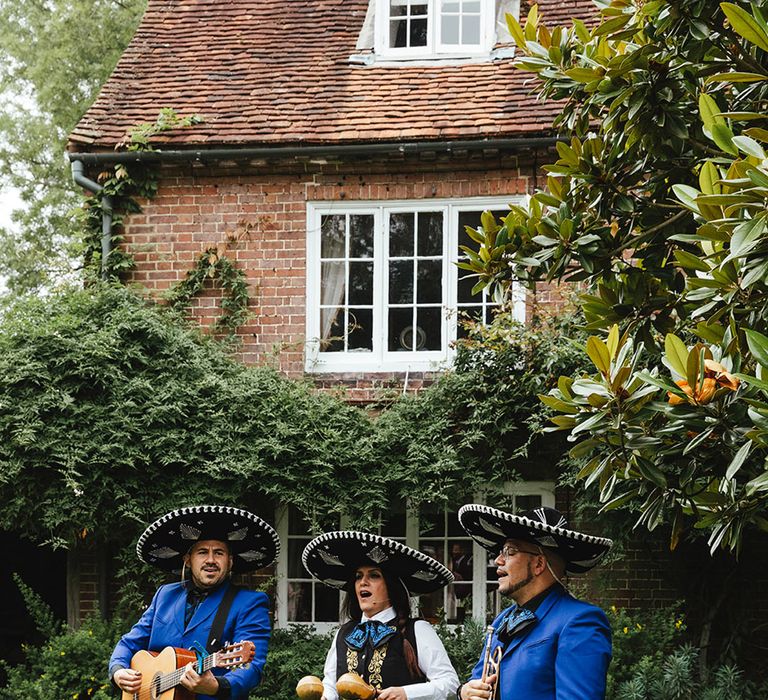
[497,606,537,644]
[345,620,398,650]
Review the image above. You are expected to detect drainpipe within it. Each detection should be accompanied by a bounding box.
[70,160,113,280]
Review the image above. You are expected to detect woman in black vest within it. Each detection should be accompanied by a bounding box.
[303,531,460,700]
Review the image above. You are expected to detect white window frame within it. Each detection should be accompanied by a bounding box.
[305,196,524,374]
[274,481,554,629]
[374,0,495,59]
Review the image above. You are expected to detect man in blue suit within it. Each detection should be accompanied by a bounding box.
[110,505,280,700]
[457,505,613,700]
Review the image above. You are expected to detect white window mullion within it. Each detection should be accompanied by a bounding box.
[378,207,388,363]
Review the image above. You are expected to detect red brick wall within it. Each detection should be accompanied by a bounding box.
[118,150,540,394]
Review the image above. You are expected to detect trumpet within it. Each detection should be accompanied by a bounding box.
[480,626,502,700]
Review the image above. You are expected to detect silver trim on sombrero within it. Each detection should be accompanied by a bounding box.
[136,505,281,569]
[459,504,613,548]
[302,530,454,593]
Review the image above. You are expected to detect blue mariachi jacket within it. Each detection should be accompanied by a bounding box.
[469,586,611,700]
[110,581,270,700]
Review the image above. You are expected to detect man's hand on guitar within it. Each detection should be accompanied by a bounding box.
[113,668,142,693]
[180,661,221,695]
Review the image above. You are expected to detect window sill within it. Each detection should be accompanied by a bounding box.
[348,45,515,67]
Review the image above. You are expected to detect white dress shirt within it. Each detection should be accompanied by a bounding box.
[322,606,459,700]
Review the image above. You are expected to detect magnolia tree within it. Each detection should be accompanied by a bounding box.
[464,0,768,553]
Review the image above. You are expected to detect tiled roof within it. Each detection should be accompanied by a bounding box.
[69,0,596,151]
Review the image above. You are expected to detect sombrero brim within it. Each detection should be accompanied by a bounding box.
[137,505,280,574]
[459,504,612,574]
[302,531,454,595]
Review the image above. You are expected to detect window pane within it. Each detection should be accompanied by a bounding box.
[411,17,428,46]
[448,540,473,583]
[416,307,441,350]
[441,14,459,44]
[321,215,346,258]
[315,582,341,622]
[349,261,373,305]
[391,18,408,46]
[443,1,460,11]
[390,213,414,257]
[457,274,478,304]
[417,260,442,303]
[464,1,481,11]
[288,581,313,621]
[417,212,443,256]
[418,588,443,624]
[420,506,445,536]
[462,14,480,44]
[419,539,445,565]
[288,538,311,578]
[389,260,414,304]
[515,494,543,512]
[321,261,346,306]
[288,505,311,535]
[350,214,374,258]
[389,308,427,351]
[320,308,344,351]
[348,308,373,351]
[447,583,472,623]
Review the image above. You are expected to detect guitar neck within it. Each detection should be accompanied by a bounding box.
[159,652,218,693]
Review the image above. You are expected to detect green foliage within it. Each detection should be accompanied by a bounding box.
[0,580,123,700]
[0,283,381,549]
[435,616,487,681]
[465,0,768,552]
[606,605,686,695]
[0,0,146,294]
[373,308,590,509]
[612,645,768,700]
[253,626,334,700]
[166,247,251,332]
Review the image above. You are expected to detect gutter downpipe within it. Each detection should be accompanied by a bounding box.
[70,160,113,281]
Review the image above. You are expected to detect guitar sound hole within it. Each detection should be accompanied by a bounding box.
[152,672,162,700]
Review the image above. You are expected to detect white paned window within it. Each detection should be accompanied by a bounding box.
[306,198,523,373]
[376,0,494,58]
[275,483,554,629]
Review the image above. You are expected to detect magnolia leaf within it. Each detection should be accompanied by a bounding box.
[725,441,752,480]
[720,2,768,52]
[674,249,710,271]
[506,13,526,48]
[711,123,739,155]
[732,135,766,158]
[699,93,724,130]
[665,333,689,379]
[606,324,620,359]
[672,184,701,213]
[565,67,600,83]
[538,394,577,413]
[586,336,611,374]
[705,72,768,83]
[746,470,768,495]
[699,160,721,195]
[745,329,768,367]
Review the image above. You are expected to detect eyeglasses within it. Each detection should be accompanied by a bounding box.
[498,544,540,561]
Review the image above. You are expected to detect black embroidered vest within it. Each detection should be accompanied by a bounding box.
[336,618,422,689]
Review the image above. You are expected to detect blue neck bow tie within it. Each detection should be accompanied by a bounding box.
[345,619,398,650]
[497,606,537,644]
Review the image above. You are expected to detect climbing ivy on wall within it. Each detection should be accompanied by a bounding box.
[78,109,251,331]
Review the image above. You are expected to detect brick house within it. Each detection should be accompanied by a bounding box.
[59,0,768,651]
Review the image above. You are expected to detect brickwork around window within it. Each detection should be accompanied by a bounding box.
[119,150,546,398]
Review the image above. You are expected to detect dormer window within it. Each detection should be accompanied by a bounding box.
[375,0,494,58]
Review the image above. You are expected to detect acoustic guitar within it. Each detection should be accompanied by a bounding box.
[121,640,255,700]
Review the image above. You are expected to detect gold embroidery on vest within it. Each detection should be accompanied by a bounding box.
[346,648,359,674]
[368,644,388,690]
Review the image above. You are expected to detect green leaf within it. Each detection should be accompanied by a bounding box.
[665,334,689,378]
[586,336,611,374]
[732,135,766,158]
[720,2,768,52]
[674,249,711,272]
[745,329,768,367]
[711,123,739,155]
[672,184,701,213]
[747,470,768,495]
[565,67,600,83]
[606,324,619,359]
[705,72,768,83]
[699,160,721,195]
[725,441,752,480]
[699,93,723,130]
[538,394,577,412]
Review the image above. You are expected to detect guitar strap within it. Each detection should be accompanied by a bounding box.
[206,583,242,653]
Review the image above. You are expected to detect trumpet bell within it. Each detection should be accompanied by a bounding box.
[336,672,376,700]
[296,675,324,700]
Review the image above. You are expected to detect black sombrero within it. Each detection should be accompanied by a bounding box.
[459,504,612,574]
[302,531,453,595]
[136,505,280,574]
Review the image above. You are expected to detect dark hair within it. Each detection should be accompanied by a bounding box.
[341,566,424,681]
